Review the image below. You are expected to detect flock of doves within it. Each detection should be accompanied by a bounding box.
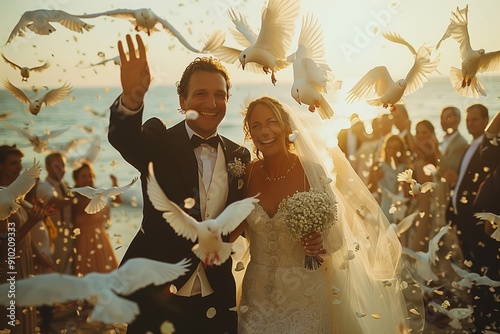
[1,0,500,327]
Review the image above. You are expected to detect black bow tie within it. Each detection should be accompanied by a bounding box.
[191,135,219,148]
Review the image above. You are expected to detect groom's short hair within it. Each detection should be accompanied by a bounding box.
[176,57,231,98]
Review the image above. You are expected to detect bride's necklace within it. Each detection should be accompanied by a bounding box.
[262,155,297,181]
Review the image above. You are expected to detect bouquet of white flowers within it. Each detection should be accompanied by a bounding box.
[279,188,338,270]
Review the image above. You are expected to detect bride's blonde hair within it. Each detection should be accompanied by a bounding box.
[242,96,294,158]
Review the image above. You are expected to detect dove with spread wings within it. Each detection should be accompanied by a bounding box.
[3,79,72,115]
[436,5,500,98]
[76,8,224,53]
[347,32,439,112]
[146,162,259,267]
[397,168,437,198]
[212,0,301,85]
[0,257,190,324]
[70,176,138,214]
[4,121,69,153]
[289,14,341,119]
[402,224,450,282]
[5,9,93,44]
[450,262,500,288]
[0,159,41,220]
[1,53,50,82]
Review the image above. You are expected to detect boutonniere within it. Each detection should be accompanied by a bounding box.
[227,157,246,189]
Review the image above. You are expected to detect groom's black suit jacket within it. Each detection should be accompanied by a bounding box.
[108,97,250,333]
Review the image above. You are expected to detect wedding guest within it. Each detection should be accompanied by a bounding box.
[0,145,48,334]
[367,134,411,224]
[36,151,74,274]
[337,113,367,164]
[438,106,468,179]
[71,161,118,276]
[469,110,500,333]
[392,104,412,151]
[233,96,417,333]
[107,34,251,333]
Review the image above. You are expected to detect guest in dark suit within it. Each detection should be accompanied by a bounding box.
[439,106,468,177]
[470,111,500,333]
[446,104,493,332]
[108,34,249,334]
[337,113,366,164]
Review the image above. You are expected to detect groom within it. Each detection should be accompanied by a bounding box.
[108,34,249,333]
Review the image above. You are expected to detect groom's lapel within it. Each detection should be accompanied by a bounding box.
[170,121,199,196]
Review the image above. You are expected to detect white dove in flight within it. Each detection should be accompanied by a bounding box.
[289,14,341,119]
[402,224,450,282]
[1,54,50,82]
[76,8,224,53]
[212,0,301,85]
[397,168,437,198]
[6,9,93,44]
[147,162,259,267]
[390,211,418,237]
[4,122,69,153]
[347,32,440,112]
[436,5,500,98]
[428,301,473,330]
[450,262,500,288]
[70,176,138,214]
[474,212,500,241]
[3,79,72,115]
[0,257,190,324]
[0,159,41,220]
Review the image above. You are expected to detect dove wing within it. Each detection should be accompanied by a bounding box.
[420,182,437,194]
[382,31,417,55]
[3,79,31,105]
[478,50,500,73]
[3,121,33,141]
[1,54,21,70]
[211,45,242,65]
[30,60,50,72]
[216,196,259,235]
[448,6,472,62]
[428,224,449,265]
[157,16,202,53]
[346,66,394,103]
[147,163,198,241]
[397,169,414,184]
[7,160,40,201]
[404,47,440,96]
[6,11,31,43]
[474,212,500,224]
[450,262,470,279]
[396,211,418,235]
[303,58,330,89]
[255,0,300,60]
[50,10,93,33]
[297,15,326,62]
[39,127,70,141]
[475,275,500,287]
[110,258,191,295]
[228,7,258,46]
[40,83,72,107]
[102,177,138,199]
[71,186,96,199]
[89,293,139,324]
[76,8,135,19]
[85,195,108,214]
[0,273,91,306]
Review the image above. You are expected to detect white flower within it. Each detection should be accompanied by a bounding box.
[227,157,246,178]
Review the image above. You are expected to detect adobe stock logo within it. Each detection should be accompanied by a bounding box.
[339,2,403,63]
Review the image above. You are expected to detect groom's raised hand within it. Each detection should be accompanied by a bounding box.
[118,34,151,110]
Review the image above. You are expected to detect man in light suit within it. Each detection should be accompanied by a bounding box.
[108,34,249,333]
[438,106,468,183]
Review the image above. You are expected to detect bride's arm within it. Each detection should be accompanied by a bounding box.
[230,221,247,243]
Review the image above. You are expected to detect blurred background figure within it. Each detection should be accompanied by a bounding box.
[71,161,119,276]
[337,113,368,166]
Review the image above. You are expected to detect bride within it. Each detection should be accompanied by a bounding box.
[232,96,423,333]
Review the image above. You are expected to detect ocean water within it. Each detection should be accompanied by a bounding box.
[1,76,500,207]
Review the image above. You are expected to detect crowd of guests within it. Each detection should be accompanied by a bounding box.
[0,148,121,333]
[339,104,500,333]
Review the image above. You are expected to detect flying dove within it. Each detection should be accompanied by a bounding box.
[3,79,72,115]
[0,257,190,324]
[397,168,437,198]
[146,162,259,267]
[474,212,500,241]
[4,122,69,153]
[450,262,500,288]
[1,53,50,82]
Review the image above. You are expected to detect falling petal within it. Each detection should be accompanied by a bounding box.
[409,308,420,315]
[288,130,299,142]
[185,110,199,120]
[160,320,175,334]
[184,197,195,209]
[206,307,217,319]
[356,311,367,318]
[371,313,381,319]
[332,299,342,305]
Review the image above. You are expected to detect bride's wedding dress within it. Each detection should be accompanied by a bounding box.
[238,199,333,334]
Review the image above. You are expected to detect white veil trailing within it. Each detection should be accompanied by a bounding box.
[287,105,425,333]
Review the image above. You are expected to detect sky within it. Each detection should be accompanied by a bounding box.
[0,0,499,109]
